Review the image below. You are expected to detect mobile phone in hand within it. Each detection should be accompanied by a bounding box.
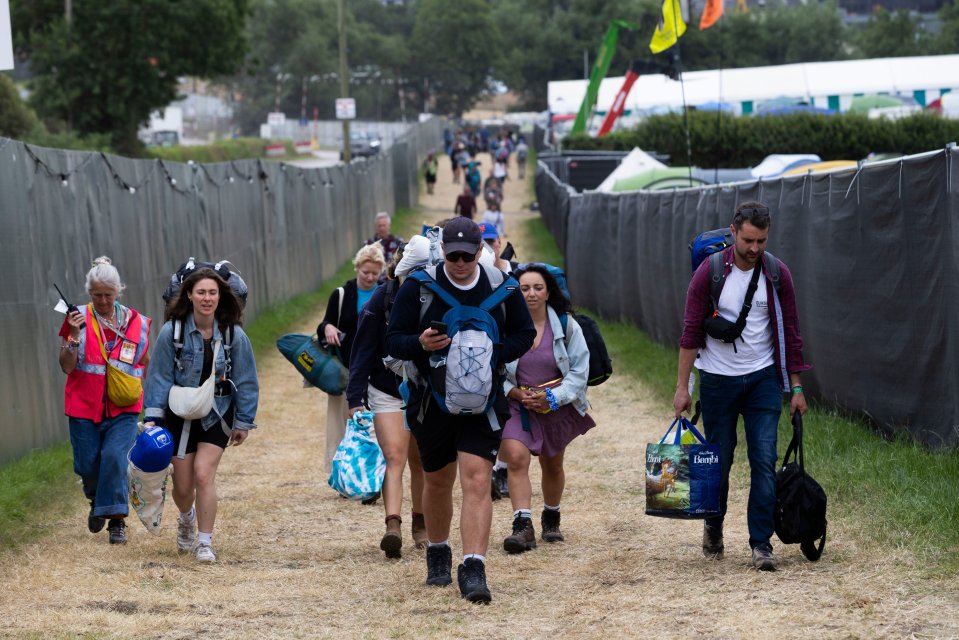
[430,321,448,335]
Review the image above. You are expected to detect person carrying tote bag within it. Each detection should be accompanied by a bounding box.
[143,268,259,564]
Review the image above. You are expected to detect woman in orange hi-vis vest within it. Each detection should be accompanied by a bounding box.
[58,256,151,545]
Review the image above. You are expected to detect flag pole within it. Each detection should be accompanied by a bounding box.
[670,3,694,186]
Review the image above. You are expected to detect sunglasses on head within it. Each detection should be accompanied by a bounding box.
[446,251,477,263]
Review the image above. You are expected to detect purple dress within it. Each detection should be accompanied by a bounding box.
[503,321,596,457]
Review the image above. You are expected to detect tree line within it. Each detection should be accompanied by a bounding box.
[2,0,958,155]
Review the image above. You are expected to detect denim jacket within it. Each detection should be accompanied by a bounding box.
[504,307,590,416]
[143,314,259,430]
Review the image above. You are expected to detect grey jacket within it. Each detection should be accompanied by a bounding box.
[504,306,590,416]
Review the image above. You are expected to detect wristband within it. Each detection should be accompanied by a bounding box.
[791,385,804,394]
[544,388,560,412]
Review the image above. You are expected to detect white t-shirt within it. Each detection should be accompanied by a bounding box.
[696,265,775,376]
[481,209,506,237]
[443,264,481,291]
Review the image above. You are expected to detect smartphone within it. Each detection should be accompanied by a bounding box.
[430,320,448,335]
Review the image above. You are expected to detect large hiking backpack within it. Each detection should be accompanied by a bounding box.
[162,257,248,306]
[688,230,782,303]
[775,412,827,561]
[407,265,518,420]
[516,262,612,386]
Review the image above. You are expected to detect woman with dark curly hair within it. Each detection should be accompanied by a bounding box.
[499,264,595,554]
[143,268,259,563]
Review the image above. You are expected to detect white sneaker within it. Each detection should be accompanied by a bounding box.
[177,515,197,553]
[194,542,216,563]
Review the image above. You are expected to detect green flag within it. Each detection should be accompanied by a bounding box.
[571,19,637,136]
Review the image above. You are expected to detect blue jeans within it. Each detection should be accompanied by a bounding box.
[699,365,782,549]
[69,413,138,517]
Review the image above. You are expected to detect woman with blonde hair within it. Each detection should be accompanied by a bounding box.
[58,256,151,545]
[318,243,387,474]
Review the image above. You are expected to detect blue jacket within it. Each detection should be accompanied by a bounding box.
[504,307,591,416]
[143,314,259,430]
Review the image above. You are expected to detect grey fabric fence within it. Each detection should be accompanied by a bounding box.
[535,147,959,449]
[0,117,441,465]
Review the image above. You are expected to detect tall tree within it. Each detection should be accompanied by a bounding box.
[18,0,250,155]
[852,8,929,59]
[409,0,502,117]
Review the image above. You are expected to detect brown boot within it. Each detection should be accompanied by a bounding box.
[503,516,536,554]
[380,516,402,559]
[411,512,428,549]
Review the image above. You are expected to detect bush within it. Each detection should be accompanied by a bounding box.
[146,138,295,163]
[566,112,959,167]
[0,75,39,139]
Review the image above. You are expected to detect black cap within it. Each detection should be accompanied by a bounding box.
[442,217,482,254]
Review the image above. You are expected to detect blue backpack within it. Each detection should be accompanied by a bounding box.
[407,265,518,425]
[689,228,782,303]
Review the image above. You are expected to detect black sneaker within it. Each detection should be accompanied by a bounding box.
[541,509,564,543]
[425,544,453,586]
[107,518,127,545]
[87,501,106,534]
[702,522,724,558]
[503,516,536,554]
[490,467,509,500]
[751,543,778,571]
[457,558,492,604]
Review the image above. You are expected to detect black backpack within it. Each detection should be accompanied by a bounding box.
[775,412,827,561]
[162,258,248,306]
[560,312,613,386]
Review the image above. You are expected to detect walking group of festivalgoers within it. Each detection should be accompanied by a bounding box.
[54,194,808,601]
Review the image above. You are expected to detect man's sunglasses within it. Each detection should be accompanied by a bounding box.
[446,251,477,263]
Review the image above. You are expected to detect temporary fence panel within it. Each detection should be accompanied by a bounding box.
[0,117,441,464]
[536,148,959,449]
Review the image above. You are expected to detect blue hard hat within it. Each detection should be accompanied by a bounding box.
[129,426,174,472]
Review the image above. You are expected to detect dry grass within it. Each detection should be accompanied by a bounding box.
[2,154,958,640]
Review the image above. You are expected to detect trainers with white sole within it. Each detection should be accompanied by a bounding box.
[194,542,216,563]
[177,515,197,553]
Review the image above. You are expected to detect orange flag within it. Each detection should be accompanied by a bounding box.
[699,0,724,30]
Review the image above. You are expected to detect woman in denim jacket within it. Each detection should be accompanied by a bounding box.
[500,264,595,553]
[143,268,259,563]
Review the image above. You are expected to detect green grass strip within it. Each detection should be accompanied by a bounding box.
[524,214,959,575]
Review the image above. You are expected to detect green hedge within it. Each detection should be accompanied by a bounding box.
[566,112,959,168]
[146,138,295,163]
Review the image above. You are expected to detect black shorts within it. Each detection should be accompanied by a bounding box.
[166,406,234,456]
[410,397,506,473]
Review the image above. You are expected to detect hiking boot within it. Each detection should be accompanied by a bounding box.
[751,544,778,571]
[194,542,217,563]
[503,516,536,554]
[490,467,509,500]
[541,509,564,543]
[425,545,453,586]
[702,523,724,558]
[87,501,106,534]
[380,517,402,559]
[177,513,197,553]
[411,513,428,549]
[457,558,492,604]
[361,490,381,506]
[107,519,127,545]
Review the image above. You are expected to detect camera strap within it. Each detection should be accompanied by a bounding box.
[727,261,763,349]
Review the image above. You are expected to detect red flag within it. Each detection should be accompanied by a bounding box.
[700,0,724,30]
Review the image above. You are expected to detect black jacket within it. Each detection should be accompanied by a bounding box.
[347,282,402,408]
[317,279,359,369]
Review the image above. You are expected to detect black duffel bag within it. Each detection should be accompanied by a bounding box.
[775,412,827,561]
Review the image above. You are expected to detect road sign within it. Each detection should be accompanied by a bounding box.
[335,98,356,120]
[0,0,13,71]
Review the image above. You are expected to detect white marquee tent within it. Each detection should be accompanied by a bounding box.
[548,55,959,118]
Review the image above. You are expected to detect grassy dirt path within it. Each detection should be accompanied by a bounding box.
[1,153,957,639]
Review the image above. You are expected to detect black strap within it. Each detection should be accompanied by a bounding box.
[783,411,805,472]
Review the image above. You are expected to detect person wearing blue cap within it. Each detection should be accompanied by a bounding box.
[478,222,510,273]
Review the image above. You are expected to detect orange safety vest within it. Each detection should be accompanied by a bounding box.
[64,304,151,421]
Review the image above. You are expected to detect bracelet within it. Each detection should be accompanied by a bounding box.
[544,388,560,412]
[791,385,804,394]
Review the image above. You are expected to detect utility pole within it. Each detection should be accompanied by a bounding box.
[338,0,351,162]
[65,0,73,132]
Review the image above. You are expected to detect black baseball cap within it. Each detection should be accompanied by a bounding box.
[442,217,482,254]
